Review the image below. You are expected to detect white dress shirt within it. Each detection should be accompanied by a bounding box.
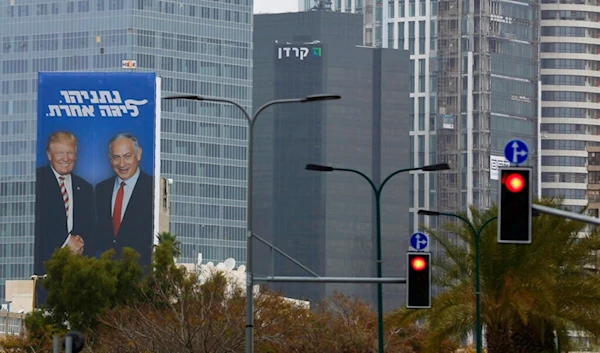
[111,167,140,221]
[51,166,73,234]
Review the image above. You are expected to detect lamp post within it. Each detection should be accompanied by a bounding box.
[417,209,497,353]
[30,274,47,310]
[306,163,450,353]
[164,93,341,353]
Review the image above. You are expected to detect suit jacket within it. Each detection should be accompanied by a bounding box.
[34,166,95,275]
[93,169,153,268]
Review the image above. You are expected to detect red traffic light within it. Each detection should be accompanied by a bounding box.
[504,173,525,193]
[410,256,427,271]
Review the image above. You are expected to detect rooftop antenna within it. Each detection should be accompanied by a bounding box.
[312,0,332,11]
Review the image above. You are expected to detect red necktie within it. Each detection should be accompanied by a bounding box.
[112,182,125,236]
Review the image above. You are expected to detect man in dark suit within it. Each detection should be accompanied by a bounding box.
[94,133,154,267]
[34,131,95,276]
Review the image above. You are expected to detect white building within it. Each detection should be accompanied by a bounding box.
[540,0,600,211]
[180,256,310,308]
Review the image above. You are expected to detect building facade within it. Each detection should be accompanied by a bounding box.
[299,0,385,47]
[253,11,411,309]
[587,146,600,217]
[300,0,441,236]
[435,0,542,216]
[0,0,252,302]
[540,1,600,211]
[386,0,440,232]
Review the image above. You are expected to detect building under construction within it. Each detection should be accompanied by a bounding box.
[436,0,541,216]
[299,0,384,47]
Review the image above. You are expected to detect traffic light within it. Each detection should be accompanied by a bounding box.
[406,252,431,309]
[498,167,532,244]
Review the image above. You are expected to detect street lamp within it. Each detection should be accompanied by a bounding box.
[30,274,47,310]
[417,209,497,353]
[164,93,341,353]
[306,162,450,353]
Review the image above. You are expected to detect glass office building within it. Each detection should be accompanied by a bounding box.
[0,0,252,302]
[299,0,384,47]
[436,0,541,216]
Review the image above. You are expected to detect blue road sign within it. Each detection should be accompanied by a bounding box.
[410,232,429,252]
[504,139,529,165]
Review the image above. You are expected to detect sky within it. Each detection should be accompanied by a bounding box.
[254,0,298,13]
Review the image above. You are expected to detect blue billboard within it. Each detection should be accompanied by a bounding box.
[34,72,159,278]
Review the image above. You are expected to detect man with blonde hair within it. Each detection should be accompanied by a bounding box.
[34,131,94,275]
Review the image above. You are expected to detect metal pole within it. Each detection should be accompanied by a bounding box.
[164,95,338,353]
[65,335,73,353]
[374,192,385,353]
[245,99,309,353]
[254,276,407,283]
[253,233,320,277]
[532,203,600,225]
[474,216,497,353]
[331,167,420,353]
[421,210,495,353]
[52,335,60,353]
[469,220,483,353]
[245,123,254,353]
[244,98,330,353]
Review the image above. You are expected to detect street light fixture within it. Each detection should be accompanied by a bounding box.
[164,94,341,104]
[421,163,452,172]
[306,162,450,353]
[164,93,341,353]
[417,209,497,353]
[305,164,334,172]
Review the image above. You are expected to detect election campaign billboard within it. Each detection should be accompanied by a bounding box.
[34,72,161,279]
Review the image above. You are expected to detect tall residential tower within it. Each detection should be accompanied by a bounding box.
[540,0,600,211]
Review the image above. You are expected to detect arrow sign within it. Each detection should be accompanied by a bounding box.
[504,139,529,165]
[410,232,429,252]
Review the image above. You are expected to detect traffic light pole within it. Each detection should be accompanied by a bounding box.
[532,204,600,226]
[473,216,498,353]
[306,163,449,353]
[418,210,497,353]
[419,202,600,353]
[254,276,407,283]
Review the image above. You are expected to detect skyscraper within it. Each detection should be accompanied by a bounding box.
[436,0,541,215]
[302,0,542,234]
[0,0,252,302]
[386,0,440,232]
[540,2,598,211]
[301,0,440,235]
[253,11,411,308]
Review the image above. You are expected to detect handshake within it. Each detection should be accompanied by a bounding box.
[62,234,85,255]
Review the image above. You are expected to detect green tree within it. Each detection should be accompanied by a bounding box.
[42,247,143,331]
[156,231,182,258]
[389,198,600,353]
[142,237,187,306]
